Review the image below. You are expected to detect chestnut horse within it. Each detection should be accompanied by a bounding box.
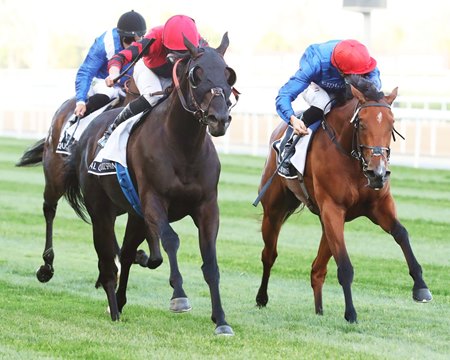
[63,33,237,335]
[255,76,432,323]
[16,79,140,282]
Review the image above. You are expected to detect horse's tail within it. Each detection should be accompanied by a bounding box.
[63,149,90,224]
[16,138,45,167]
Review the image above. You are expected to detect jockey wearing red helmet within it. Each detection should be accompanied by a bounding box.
[99,15,205,148]
[331,39,377,75]
[275,39,381,179]
[162,15,201,51]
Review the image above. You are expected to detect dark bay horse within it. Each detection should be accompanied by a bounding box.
[255,76,432,323]
[63,33,237,335]
[16,80,140,282]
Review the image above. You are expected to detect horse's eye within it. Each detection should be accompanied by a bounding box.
[225,67,236,86]
[188,66,202,88]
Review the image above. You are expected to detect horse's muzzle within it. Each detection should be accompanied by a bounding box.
[207,114,232,137]
[365,165,391,190]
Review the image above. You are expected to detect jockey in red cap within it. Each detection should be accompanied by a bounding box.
[162,14,201,50]
[275,39,381,179]
[331,39,377,75]
[98,15,205,148]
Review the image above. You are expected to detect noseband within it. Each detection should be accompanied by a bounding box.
[350,103,392,170]
[172,57,239,125]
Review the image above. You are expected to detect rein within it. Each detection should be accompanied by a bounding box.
[171,57,239,124]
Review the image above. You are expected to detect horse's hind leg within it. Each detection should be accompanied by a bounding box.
[116,215,146,313]
[311,233,332,315]
[91,214,121,321]
[256,182,300,307]
[36,159,65,283]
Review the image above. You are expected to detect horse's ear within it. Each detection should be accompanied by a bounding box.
[351,85,366,103]
[216,32,229,56]
[183,34,199,58]
[385,87,398,105]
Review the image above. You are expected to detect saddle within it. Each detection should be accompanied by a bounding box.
[56,98,121,155]
[272,120,321,178]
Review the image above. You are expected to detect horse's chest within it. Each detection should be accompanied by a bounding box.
[169,170,208,201]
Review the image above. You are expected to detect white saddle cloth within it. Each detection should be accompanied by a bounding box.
[87,113,142,175]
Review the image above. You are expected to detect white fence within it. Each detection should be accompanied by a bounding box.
[1,69,449,169]
[210,97,450,170]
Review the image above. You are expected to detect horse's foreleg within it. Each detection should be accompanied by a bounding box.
[390,221,431,301]
[159,222,191,312]
[311,233,332,315]
[144,227,163,270]
[320,209,357,323]
[195,202,233,336]
[372,202,432,302]
[378,217,433,302]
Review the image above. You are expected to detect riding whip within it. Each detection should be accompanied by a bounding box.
[252,133,302,207]
[113,38,155,84]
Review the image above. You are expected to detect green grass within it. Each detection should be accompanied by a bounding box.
[1,137,449,359]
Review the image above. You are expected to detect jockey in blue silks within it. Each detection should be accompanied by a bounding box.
[275,39,382,178]
[74,10,147,118]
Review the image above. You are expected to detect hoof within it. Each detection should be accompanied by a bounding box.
[345,312,358,324]
[106,306,121,321]
[169,297,192,313]
[214,325,234,336]
[413,288,432,302]
[255,293,268,307]
[134,250,149,268]
[147,256,163,269]
[36,264,54,283]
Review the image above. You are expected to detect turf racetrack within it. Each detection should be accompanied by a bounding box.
[1,137,449,359]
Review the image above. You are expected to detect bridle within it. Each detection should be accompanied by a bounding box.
[171,56,239,125]
[322,100,404,174]
[349,102,392,171]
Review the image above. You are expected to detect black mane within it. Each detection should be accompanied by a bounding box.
[345,74,384,101]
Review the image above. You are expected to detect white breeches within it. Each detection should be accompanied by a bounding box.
[88,77,124,99]
[133,59,172,106]
[301,83,334,114]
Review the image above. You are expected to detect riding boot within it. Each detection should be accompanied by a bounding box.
[278,133,298,179]
[97,95,151,148]
[277,106,324,179]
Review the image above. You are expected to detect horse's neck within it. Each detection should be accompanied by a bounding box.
[326,99,358,150]
[165,94,207,151]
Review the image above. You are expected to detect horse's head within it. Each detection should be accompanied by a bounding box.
[349,77,398,190]
[173,32,237,137]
